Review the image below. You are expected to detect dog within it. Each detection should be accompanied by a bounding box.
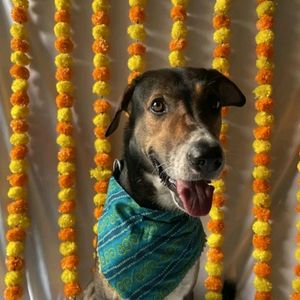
[84,67,246,300]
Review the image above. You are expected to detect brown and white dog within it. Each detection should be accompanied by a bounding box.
[84,67,245,300]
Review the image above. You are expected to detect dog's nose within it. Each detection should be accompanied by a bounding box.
[187,141,223,175]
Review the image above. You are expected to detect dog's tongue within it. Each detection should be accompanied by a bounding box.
[176,180,214,217]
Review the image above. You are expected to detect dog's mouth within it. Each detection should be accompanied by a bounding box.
[149,154,214,217]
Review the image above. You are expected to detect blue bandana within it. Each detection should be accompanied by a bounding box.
[97,176,206,300]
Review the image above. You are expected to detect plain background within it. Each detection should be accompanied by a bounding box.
[1,1,300,299]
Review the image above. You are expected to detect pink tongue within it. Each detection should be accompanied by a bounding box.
[176,180,214,217]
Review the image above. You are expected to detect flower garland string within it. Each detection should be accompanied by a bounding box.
[204,1,231,299]
[4,1,31,299]
[168,0,188,67]
[251,1,275,299]
[127,0,147,83]
[89,0,113,251]
[54,0,81,297]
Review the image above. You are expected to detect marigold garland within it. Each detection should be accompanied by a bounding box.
[4,1,31,299]
[204,1,231,298]
[90,0,113,251]
[53,0,81,298]
[251,1,275,299]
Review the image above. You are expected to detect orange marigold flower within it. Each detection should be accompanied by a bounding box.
[252,206,271,221]
[58,147,75,162]
[92,11,109,25]
[94,127,106,139]
[7,173,28,187]
[56,94,74,108]
[207,220,224,233]
[7,199,27,214]
[204,276,223,291]
[54,9,70,23]
[253,153,270,166]
[11,7,28,23]
[93,236,97,248]
[206,248,224,262]
[169,38,187,51]
[6,256,25,271]
[220,133,227,145]
[61,255,79,269]
[128,43,146,56]
[10,145,28,160]
[253,234,271,250]
[11,38,29,52]
[56,122,73,135]
[295,264,300,276]
[55,37,73,53]
[256,15,273,30]
[56,68,72,81]
[64,282,81,298]
[253,262,272,277]
[253,126,272,140]
[4,286,23,300]
[170,5,186,21]
[221,107,229,117]
[94,153,112,168]
[59,201,76,214]
[255,97,273,112]
[94,180,109,193]
[255,69,273,85]
[296,204,300,213]
[129,6,145,23]
[92,67,110,81]
[212,193,226,207]
[255,292,272,300]
[58,174,75,188]
[58,228,76,241]
[297,233,300,246]
[10,65,30,80]
[10,91,29,106]
[94,206,104,219]
[256,43,273,58]
[92,38,110,54]
[10,119,28,133]
[253,179,270,193]
[213,43,230,58]
[93,98,111,113]
[6,227,26,242]
[128,71,141,84]
[291,293,300,300]
[213,15,230,29]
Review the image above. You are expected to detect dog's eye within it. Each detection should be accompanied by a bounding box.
[150,98,167,115]
[211,100,221,111]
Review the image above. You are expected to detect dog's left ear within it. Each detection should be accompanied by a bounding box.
[105,81,137,137]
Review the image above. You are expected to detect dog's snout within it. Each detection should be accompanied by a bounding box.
[187,141,223,175]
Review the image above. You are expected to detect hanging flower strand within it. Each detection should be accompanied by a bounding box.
[251,1,275,300]
[204,0,231,299]
[168,0,188,67]
[127,0,147,83]
[90,0,113,251]
[53,0,81,298]
[4,0,31,299]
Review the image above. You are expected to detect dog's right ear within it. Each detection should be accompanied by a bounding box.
[105,81,136,137]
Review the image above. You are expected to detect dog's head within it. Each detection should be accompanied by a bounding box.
[107,68,246,216]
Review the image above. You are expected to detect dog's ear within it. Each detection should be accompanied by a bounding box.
[105,81,136,137]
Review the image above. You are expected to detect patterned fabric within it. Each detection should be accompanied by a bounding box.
[97,176,206,300]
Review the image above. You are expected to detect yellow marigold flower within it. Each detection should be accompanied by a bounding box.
[92,0,109,12]
[12,0,29,9]
[93,223,98,234]
[292,278,300,293]
[93,53,110,67]
[93,193,107,207]
[212,57,229,73]
[56,81,74,95]
[55,0,70,10]
[252,220,271,235]
[297,191,300,202]
[10,133,29,146]
[7,213,30,228]
[255,111,274,127]
[171,21,187,40]
[58,188,76,201]
[57,134,74,147]
[93,113,111,128]
[209,206,224,220]
[129,0,147,6]
[252,249,272,262]
[4,270,22,286]
[205,291,222,300]
[297,161,300,172]
[127,24,146,41]
[168,51,186,68]
[9,160,27,173]
[10,23,28,39]
[61,269,78,284]
[59,241,77,256]
[255,30,274,45]
[252,165,271,180]
[256,1,275,18]
[206,233,224,248]
[8,186,27,200]
[252,139,271,154]
[295,248,300,261]
[57,162,76,174]
[253,84,272,99]
[90,168,112,181]
[221,122,229,133]
[93,81,111,96]
[205,262,223,276]
[211,179,225,191]
[253,276,272,292]
[256,57,274,70]
[95,138,111,153]
[128,55,146,72]
[213,28,230,44]
[11,105,29,120]
[214,0,230,14]
[296,220,300,231]
[55,53,72,68]
[54,22,70,38]
[253,193,271,208]
[11,51,30,66]
[171,0,188,8]
[58,213,75,228]
[11,79,28,93]
[6,241,24,256]
[93,24,109,40]
[57,107,72,122]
